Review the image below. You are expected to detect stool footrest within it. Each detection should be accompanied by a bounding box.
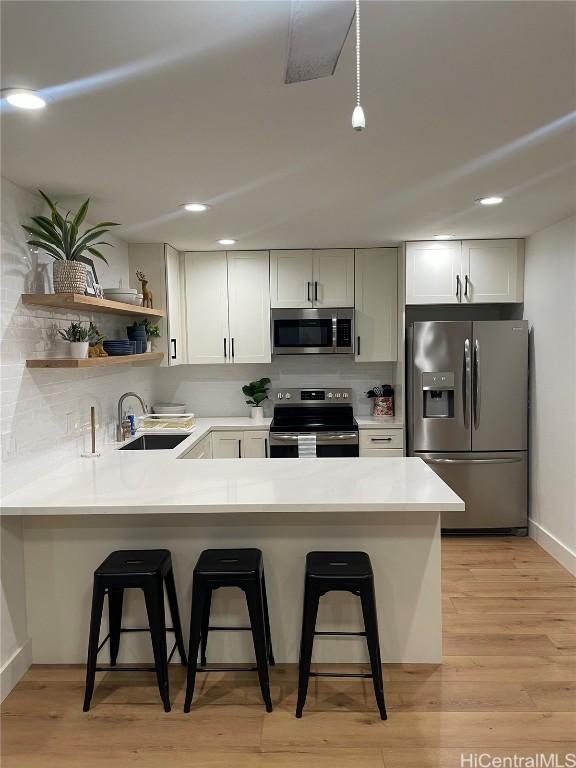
[206,626,252,632]
[119,627,177,633]
[314,631,367,637]
[197,666,258,673]
[95,665,157,673]
[309,671,373,679]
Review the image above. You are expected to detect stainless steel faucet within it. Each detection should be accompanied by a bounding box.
[117,392,147,441]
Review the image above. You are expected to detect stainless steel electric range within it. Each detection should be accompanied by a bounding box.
[269,388,359,458]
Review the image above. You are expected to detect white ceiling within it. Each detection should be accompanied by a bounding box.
[2,1,575,250]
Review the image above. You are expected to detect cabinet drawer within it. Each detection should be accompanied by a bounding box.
[360,448,404,458]
[360,429,403,450]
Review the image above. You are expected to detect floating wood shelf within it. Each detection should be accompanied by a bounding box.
[26,352,164,369]
[21,293,164,318]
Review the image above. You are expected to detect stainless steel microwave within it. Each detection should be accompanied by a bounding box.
[271,308,354,355]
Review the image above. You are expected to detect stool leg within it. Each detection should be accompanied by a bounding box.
[261,572,275,666]
[83,580,106,712]
[108,588,124,667]
[184,575,206,713]
[360,580,387,720]
[244,580,273,713]
[200,587,212,667]
[143,579,171,713]
[295,580,320,718]
[164,567,188,666]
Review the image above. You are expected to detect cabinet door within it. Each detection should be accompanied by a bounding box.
[355,248,398,362]
[242,430,269,458]
[406,241,463,304]
[165,245,185,365]
[228,251,271,364]
[270,250,313,308]
[182,435,212,459]
[184,252,229,364]
[312,249,354,307]
[463,239,524,303]
[211,431,244,458]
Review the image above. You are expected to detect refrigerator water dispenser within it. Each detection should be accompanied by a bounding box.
[422,372,454,418]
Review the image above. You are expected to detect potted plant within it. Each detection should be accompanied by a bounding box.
[57,321,100,359]
[242,377,271,419]
[139,318,161,352]
[22,190,119,294]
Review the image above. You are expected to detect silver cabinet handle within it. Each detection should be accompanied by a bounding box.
[371,437,393,442]
[463,338,471,428]
[474,338,481,430]
[456,275,461,301]
[424,457,522,465]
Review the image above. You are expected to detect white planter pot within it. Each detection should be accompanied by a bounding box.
[53,261,87,294]
[146,340,152,353]
[69,341,89,359]
[250,406,264,419]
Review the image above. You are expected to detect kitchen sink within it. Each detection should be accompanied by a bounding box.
[119,434,189,451]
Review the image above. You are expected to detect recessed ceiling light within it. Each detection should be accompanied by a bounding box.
[218,239,236,246]
[434,234,453,240]
[183,203,208,212]
[3,89,46,110]
[477,196,503,206]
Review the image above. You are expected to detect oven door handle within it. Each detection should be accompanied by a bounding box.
[270,432,358,442]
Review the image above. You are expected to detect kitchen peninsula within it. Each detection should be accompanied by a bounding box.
[1,441,463,686]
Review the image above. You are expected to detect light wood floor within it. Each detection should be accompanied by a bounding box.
[2,538,575,767]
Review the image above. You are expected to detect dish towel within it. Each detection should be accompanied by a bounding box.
[298,433,317,458]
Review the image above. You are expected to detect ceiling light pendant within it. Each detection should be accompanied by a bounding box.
[351,0,365,131]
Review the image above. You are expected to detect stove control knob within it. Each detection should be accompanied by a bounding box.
[335,393,341,399]
[342,393,349,399]
[277,393,283,399]
[327,392,333,398]
[285,393,291,399]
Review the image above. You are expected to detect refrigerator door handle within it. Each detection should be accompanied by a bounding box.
[473,338,481,430]
[463,338,471,428]
[424,457,522,465]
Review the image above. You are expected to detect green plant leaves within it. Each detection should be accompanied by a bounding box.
[242,378,271,406]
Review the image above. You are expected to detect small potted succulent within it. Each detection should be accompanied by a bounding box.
[22,190,119,294]
[139,318,161,352]
[242,377,271,419]
[57,321,100,359]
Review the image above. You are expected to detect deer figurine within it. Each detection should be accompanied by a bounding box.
[136,271,153,308]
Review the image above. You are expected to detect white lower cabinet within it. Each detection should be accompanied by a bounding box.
[210,430,270,459]
[182,435,212,459]
[360,429,404,457]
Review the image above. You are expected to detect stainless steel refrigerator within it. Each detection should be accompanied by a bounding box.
[407,321,528,532]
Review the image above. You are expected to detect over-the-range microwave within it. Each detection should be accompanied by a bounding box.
[271,308,354,355]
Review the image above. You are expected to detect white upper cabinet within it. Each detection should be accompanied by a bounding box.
[184,250,271,364]
[227,251,271,364]
[312,249,355,307]
[406,239,524,305]
[184,251,229,364]
[270,249,354,308]
[165,244,185,365]
[406,241,463,305]
[355,248,398,362]
[270,250,313,308]
[462,239,524,303]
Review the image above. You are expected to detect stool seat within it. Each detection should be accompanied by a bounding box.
[305,551,372,579]
[195,548,263,576]
[96,549,171,576]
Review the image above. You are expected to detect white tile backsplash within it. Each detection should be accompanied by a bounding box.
[1,178,155,495]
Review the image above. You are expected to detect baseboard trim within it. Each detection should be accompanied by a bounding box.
[0,638,32,703]
[529,518,576,576]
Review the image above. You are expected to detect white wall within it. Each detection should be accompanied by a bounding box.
[153,356,399,419]
[523,215,576,573]
[0,178,155,694]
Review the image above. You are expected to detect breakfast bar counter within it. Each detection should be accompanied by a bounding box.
[1,454,463,687]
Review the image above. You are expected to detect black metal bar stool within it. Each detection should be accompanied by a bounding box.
[83,549,187,713]
[184,548,275,713]
[295,550,387,720]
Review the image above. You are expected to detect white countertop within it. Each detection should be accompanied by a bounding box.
[356,416,404,428]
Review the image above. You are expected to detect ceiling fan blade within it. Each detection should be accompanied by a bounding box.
[285,0,355,84]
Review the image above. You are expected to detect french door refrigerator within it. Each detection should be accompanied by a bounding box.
[407,321,528,532]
